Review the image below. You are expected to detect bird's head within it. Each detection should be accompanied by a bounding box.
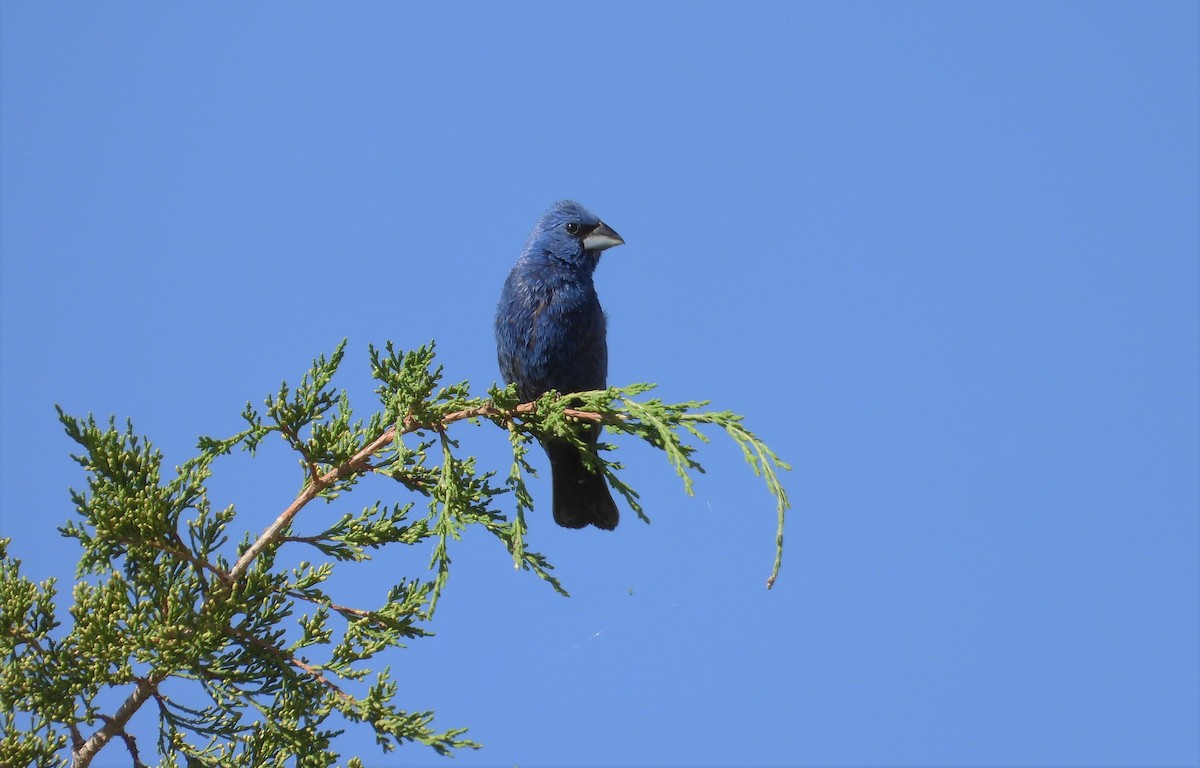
[525,200,624,270]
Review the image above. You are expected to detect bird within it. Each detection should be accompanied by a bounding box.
[495,200,625,530]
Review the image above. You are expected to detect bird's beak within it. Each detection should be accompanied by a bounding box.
[583,221,625,252]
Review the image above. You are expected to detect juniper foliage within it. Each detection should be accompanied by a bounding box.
[0,341,789,767]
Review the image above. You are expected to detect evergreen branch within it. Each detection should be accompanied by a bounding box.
[285,590,377,623]
[73,675,162,768]
[227,429,392,583]
[226,626,354,704]
[97,714,145,768]
[115,534,229,584]
[11,342,789,767]
[227,400,576,584]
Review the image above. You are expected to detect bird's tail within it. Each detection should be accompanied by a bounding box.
[545,439,619,530]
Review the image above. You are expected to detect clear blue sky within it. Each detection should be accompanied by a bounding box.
[2,3,1197,766]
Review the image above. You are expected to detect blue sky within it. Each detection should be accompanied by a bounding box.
[2,3,1197,766]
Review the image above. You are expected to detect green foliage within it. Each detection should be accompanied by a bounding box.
[0,341,789,767]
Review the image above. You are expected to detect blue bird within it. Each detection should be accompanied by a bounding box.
[495,200,625,530]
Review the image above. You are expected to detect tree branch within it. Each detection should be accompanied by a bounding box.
[226,399,593,584]
[70,400,560,766]
[227,424,399,583]
[286,589,376,621]
[226,626,354,704]
[97,714,145,768]
[73,676,160,768]
[58,380,780,766]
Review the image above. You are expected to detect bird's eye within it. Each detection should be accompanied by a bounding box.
[565,222,580,235]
